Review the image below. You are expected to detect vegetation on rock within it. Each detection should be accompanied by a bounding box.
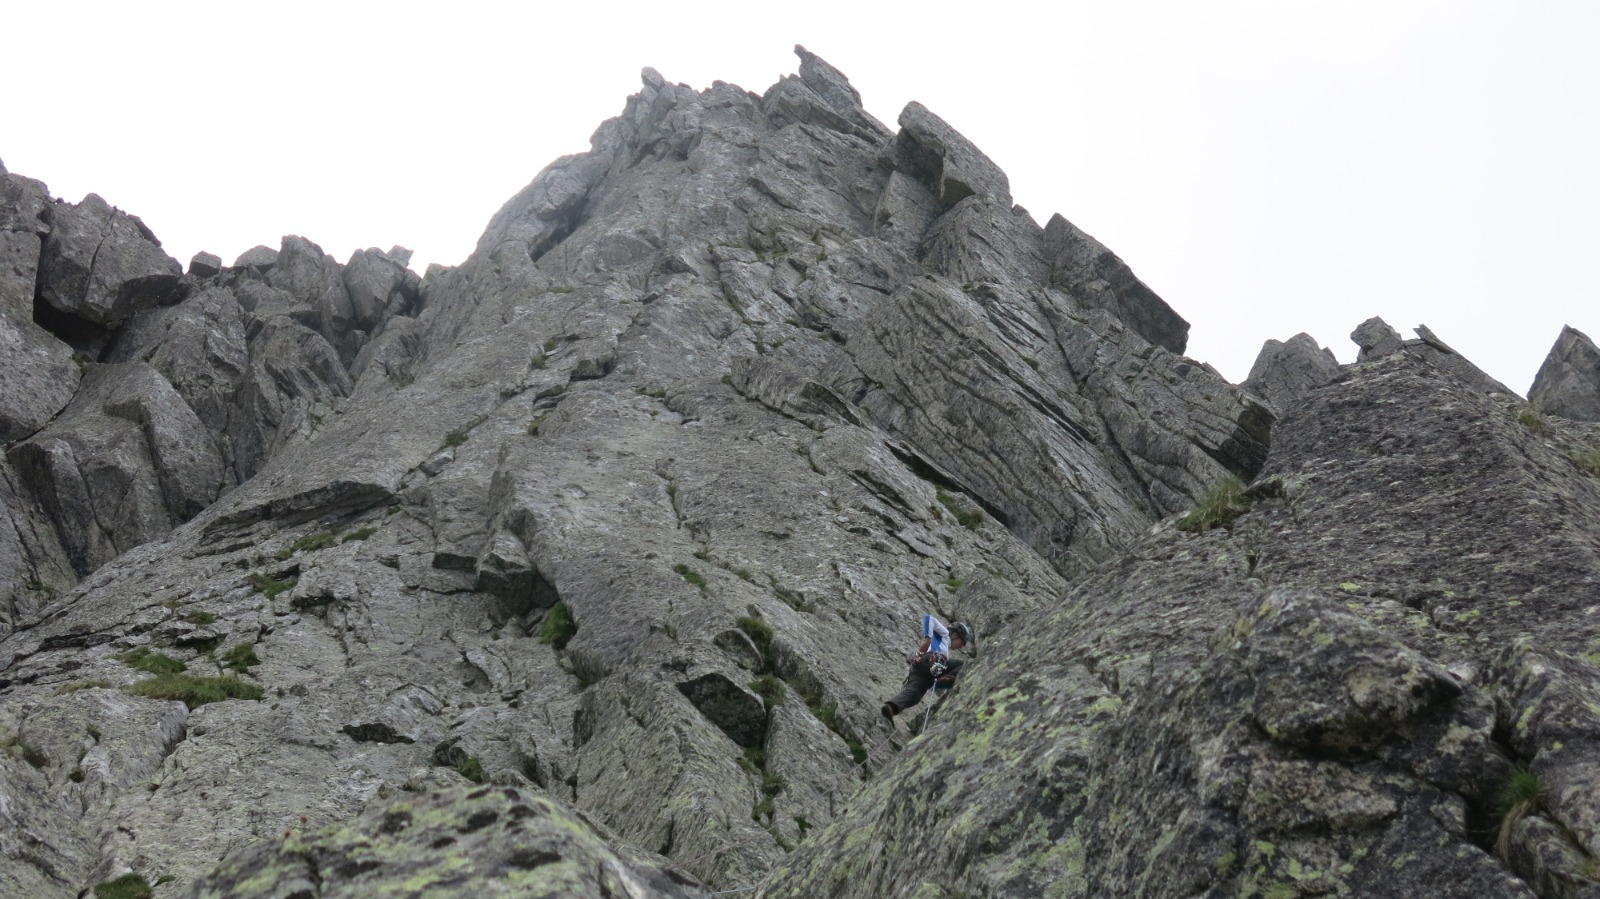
[93,874,153,899]
[1496,766,1545,860]
[1176,476,1251,532]
[276,531,336,561]
[539,602,577,649]
[116,647,186,675]
[125,674,264,708]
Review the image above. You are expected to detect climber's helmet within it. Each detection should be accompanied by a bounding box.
[949,621,973,649]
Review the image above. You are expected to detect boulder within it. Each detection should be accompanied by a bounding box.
[1351,315,1404,361]
[341,246,418,333]
[1528,325,1600,420]
[36,194,182,327]
[231,245,278,271]
[187,251,222,278]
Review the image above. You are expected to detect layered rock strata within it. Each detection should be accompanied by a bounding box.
[2,49,1598,899]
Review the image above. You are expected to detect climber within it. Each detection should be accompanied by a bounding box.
[881,614,973,721]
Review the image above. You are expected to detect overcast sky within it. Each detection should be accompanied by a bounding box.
[6,1,1595,391]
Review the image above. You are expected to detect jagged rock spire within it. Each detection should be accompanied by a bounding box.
[1529,324,1600,420]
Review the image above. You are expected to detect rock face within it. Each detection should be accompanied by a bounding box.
[3,49,1599,899]
[1243,331,1342,412]
[1530,325,1600,421]
[185,785,713,898]
[1350,316,1515,396]
[767,350,1600,899]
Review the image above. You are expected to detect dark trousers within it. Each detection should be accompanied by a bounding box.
[887,654,965,711]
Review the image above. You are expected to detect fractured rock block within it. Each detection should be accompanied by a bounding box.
[1529,325,1600,421]
[37,193,182,327]
[1243,332,1342,410]
[891,101,1011,210]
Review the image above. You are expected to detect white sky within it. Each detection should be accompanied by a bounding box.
[6,1,1595,391]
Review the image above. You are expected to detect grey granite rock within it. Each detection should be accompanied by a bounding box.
[1243,331,1342,411]
[891,101,1011,210]
[184,785,713,898]
[36,193,182,327]
[341,246,417,335]
[1043,212,1190,353]
[1351,317,1513,395]
[6,49,1591,899]
[767,351,1600,899]
[0,174,79,442]
[7,362,223,575]
[1351,315,1405,361]
[0,234,79,442]
[231,244,278,271]
[263,235,361,363]
[187,251,221,278]
[1530,325,1600,421]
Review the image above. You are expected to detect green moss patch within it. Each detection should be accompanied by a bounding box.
[539,602,577,650]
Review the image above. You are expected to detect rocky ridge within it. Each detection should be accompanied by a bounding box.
[1,48,1599,899]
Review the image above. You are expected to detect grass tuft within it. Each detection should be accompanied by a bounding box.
[248,573,296,598]
[3,736,49,768]
[94,874,153,899]
[772,585,813,613]
[444,430,468,447]
[341,527,378,543]
[221,643,261,673]
[125,673,263,708]
[55,678,114,695]
[1177,477,1252,533]
[539,602,577,650]
[116,647,186,675]
[1571,447,1600,476]
[810,702,839,733]
[1497,765,1545,860]
[936,489,984,530]
[456,756,484,784]
[751,674,785,709]
[673,563,707,592]
[1517,406,1547,434]
[276,531,335,561]
[735,616,773,654]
